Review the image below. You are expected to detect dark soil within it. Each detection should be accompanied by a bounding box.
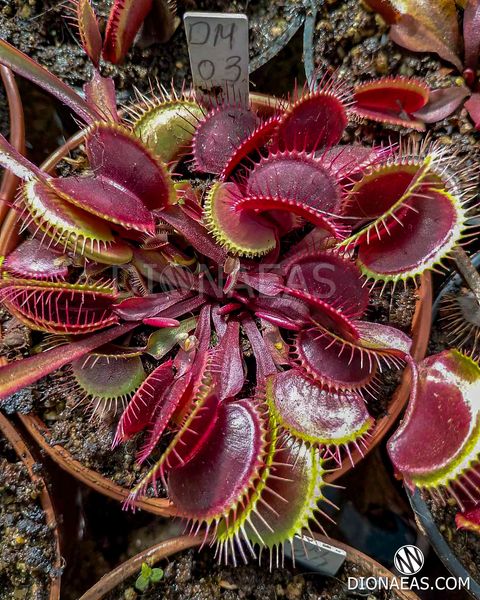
[0,431,58,600]
[105,546,405,600]
[424,495,480,583]
[0,0,304,96]
[309,0,480,153]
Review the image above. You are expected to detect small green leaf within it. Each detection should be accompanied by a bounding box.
[146,317,197,359]
[135,575,149,592]
[141,562,152,578]
[150,567,164,583]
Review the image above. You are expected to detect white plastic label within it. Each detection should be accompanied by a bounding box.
[184,12,249,105]
[284,535,347,576]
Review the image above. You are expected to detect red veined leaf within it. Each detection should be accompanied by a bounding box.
[246,150,343,214]
[250,294,311,332]
[390,14,463,71]
[2,238,69,281]
[0,278,118,334]
[0,39,101,123]
[275,83,348,152]
[464,0,480,71]
[242,315,277,380]
[243,440,326,553]
[322,144,389,178]
[212,320,245,400]
[388,350,480,502]
[142,317,180,327]
[137,370,193,464]
[464,92,480,129]
[233,196,349,240]
[84,122,176,210]
[113,359,175,446]
[21,180,133,265]
[386,0,460,59]
[356,187,466,282]
[294,327,375,391]
[456,505,480,534]
[0,322,138,401]
[75,0,102,67]
[168,398,268,522]
[283,249,370,319]
[220,115,280,180]
[414,86,470,123]
[127,384,221,501]
[203,182,278,258]
[353,77,429,130]
[51,176,156,235]
[114,289,193,321]
[283,285,361,340]
[103,0,153,64]
[84,71,119,122]
[266,369,373,448]
[161,205,228,265]
[192,104,259,175]
[355,321,412,357]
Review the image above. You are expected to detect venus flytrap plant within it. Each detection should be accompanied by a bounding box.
[0,6,474,564]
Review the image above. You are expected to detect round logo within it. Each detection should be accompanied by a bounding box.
[394,545,424,575]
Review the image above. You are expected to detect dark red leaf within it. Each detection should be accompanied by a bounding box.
[103,0,153,64]
[414,86,470,123]
[464,0,480,71]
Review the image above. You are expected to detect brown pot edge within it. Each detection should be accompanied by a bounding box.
[79,533,421,600]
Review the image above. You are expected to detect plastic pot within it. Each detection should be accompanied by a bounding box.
[407,489,480,599]
[0,412,63,600]
[302,0,319,87]
[78,533,420,600]
[248,0,307,72]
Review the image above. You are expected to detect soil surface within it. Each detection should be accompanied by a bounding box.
[0,431,58,600]
[424,495,480,583]
[105,546,405,600]
[0,0,304,95]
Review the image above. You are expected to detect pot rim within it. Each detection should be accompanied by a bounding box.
[249,1,306,72]
[78,532,420,600]
[0,412,62,600]
[0,93,432,507]
[302,0,318,88]
[406,488,480,599]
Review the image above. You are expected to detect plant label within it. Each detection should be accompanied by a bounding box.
[184,12,249,106]
[284,535,347,576]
